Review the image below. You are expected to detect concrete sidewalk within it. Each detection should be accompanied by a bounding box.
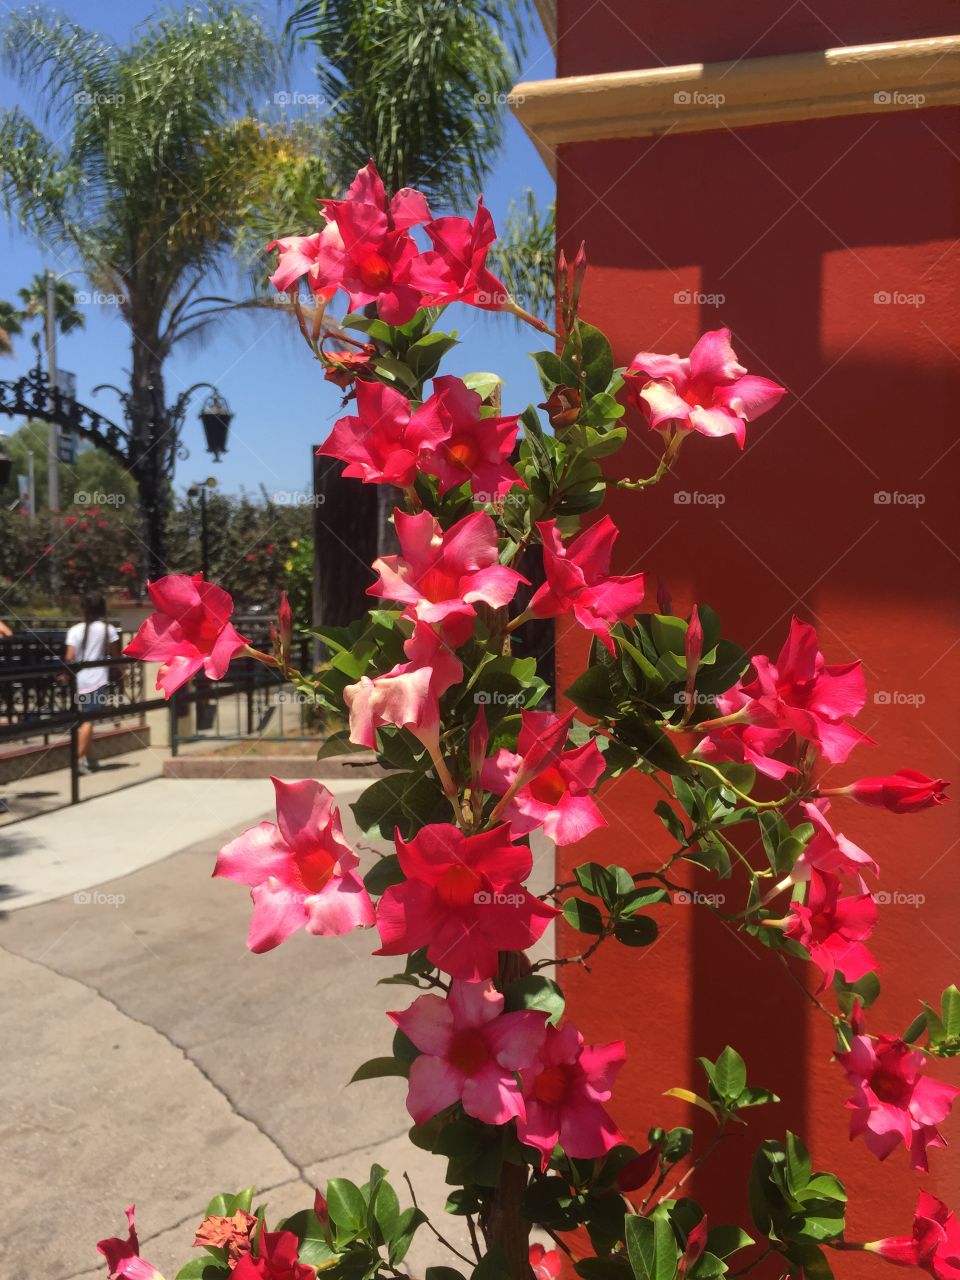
[0,777,555,1280]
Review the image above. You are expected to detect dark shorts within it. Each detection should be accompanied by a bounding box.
[77,687,112,710]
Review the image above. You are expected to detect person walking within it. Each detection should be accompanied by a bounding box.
[64,593,120,773]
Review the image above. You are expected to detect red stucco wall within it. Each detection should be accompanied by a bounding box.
[551,23,960,1270]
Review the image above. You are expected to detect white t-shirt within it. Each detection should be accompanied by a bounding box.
[66,620,120,695]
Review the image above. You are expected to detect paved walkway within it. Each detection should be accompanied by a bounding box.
[0,776,555,1280]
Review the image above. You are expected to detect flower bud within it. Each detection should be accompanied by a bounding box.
[539,385,581,430]
[825,770,948,814]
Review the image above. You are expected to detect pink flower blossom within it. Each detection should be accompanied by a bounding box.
[530,1245,563,1280]
[625,328,786,448]
[319,160,431,232]
[368,509,526,647]
[97,1206,165,1280]
[390,978,547,1125]
[344,621,462,760]
[697,616,873,777]
[124,573,248,698]
[318,381,446,488]
[231,1229,316,1279]
[417,375,522,499]
[266,232,336,299]
[518,1022,625,1170]
[866,1191,960,1276]
[527,517,646,655]
[839,1006,960,1171]
[482,710,607,845]
[214,777,374,953]
[374,823,557,980]
[784,869,877,989]
[791,801,879,883]
[827,771,950,815]
[409,199,510,310]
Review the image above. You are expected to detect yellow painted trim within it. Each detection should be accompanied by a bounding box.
[510,35,960,175]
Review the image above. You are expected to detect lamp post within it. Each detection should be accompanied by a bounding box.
[186,477,217,579]
[0,437,11,490]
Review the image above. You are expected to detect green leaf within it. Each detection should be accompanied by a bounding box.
[326,1178,368,1237]
[713,1047,748,1103]
[504,974,565,1024]
[363,854,405,896]
[563,897,605,935]
[349,1056,409,1084]
[472,1246,512,1280]
[351,771,446,840]
[626,1212,679,1280]
[614,916,659,947]
[566,664,619,718]
[462,371,502,400]
[389,1206,426,1265]
[280,1209,337,1269]
[942,984,960,1038]
[175,1261,230,1280]
[575,861,618,903]
[317,731,371,761]
[705,1225,754,1259]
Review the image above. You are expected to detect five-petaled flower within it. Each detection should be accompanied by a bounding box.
[374,823,557,980]
[865,1191,960,1276]
[231,1228,317,1279]
[625,328,786,448]
[526,516,646,655]
[838,1005,960,1171]
[318,380,447,488]
[124,573,248,698]
[784,868,877,989]
[517,1022,625,1170]
[790,800,879,883]
[214,777,374,953]
[482,709,607,845]
[390,978,547,1125]
[417,375,523,499]
[368,508,526,647]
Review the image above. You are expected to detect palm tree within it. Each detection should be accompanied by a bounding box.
[0,2,326,574]
[0,300,23,356]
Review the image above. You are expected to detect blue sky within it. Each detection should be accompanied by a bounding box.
[0,0,556,499]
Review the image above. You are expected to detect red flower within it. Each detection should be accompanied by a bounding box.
[409,199,509,311]
[831,771,949,815]
[838,1006,960,1171]
[530,1245,562,1280]
[527,516,646,655]
[124,573,248,697]
[97,1205,164,1279]
[417,375,522,500]
[374,823,557,980]
[784,869,877,989]
[318,380,446,488]
[194,1209,257,1266]
[231,1229,315,1279]
[866,1191,960,1276]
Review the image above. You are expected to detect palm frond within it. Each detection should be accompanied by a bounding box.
[490,188,556,322]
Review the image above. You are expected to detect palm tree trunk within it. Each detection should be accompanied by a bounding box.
[129,332,169,582]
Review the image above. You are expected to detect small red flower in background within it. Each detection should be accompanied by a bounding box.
[97,1205,164,1280]
[530,1244,562,1280]
[829,771,950,815]
[231,1229,315,1279]
[866,1190,960,1275]
[784,868,877,990]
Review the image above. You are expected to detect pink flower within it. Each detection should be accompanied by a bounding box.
[625,328,786,448]
[417,375,522,499]
[319,160,431,232]
[344,621,462,759]
[368,509,526,647]
[530,1245,563,1280]
[214,777,374,953]
[697,616,873,777]
[791,801,879,883]
[527,517,646,655]
[866,1191,960,1276]
[409,199,510,311]
[518,1022,625,1170]
[231,1229,316,1279]
[838,1006,960,1171]
[318,381,446,488]
[784,869,877,989]
[374,823,558,980]
[481,710,607,845]
[310,203,423,324]
[827,771,950,815]
[124,573,248,698]
[97,1206,165,1280]
[266,232,336,299]
[390,978,547,1125]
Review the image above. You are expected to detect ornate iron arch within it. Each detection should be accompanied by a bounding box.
[0,362,131,465]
